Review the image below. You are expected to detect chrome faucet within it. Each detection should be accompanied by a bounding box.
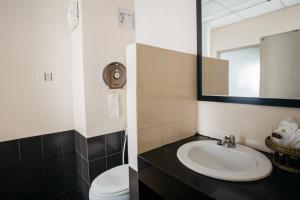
[217,135,236,148]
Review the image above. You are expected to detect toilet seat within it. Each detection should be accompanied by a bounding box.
[90,164,129,198]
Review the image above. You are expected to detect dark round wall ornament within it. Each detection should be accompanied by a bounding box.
[102,62,126,89]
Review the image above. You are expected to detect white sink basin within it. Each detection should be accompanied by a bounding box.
[177,140,272,182]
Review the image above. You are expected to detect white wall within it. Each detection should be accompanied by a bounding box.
[0,0,135,142]
[0,0,73,142]
[135,0,197,54]
[81,0,135,138]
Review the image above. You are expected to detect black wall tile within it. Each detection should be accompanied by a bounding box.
[42,133,63,157]
[87,135,106,161]
[129,167,139,200]
[76,173,84,194]
[106,132,122,155]
[20,182,45,200]
[76,152,83,175]
[0,140,20,169]
[65,170,77,191]
[44,155,65,196]
[20,136,42,165]
[107,152,123,170]
[64,151,76,173]
[20,162,44,184]
[75,131,82,154]
[82,158,90,183]
[0,167,21,200]
[82,180,90,200]
[44,155,64,178]
[63,130,75,152]
[89,158,106,182]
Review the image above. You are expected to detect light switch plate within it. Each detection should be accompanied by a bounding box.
[118,8,134,29]
[44,73,53,81]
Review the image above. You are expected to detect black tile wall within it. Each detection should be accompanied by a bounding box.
[75,130,128,200]
[89,157,106,181]
[65,170,77,192]
[0,130,76,200]
[82,158,90,182]
[76,152,83,175]
[20,136,43,164]
[63,130,76,152]
[87,135,106,161]
[42,132,63,156]
[64,151,76,173]
[0,140,20,169]
[107,152,123,170]
[0,130,127,200]
[106,132,122,155]
[129,167,139,200]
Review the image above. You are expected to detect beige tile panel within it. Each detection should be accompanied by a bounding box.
[138,126,162,154]
[161,50,184,87]
[137,86,163,129]
[181,118,197,139]
[137,44,197,87]
[182,53,197,87]
[162,87,182,124]
[181,87,197,120]
[162,122,182,145]
[137,44,164,87]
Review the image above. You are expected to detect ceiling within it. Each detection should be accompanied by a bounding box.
[202,0,300,28]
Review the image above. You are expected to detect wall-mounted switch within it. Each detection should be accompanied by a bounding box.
[118,8,134,29]
[44,73,53,81]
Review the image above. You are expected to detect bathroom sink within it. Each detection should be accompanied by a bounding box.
[177,140,272,182]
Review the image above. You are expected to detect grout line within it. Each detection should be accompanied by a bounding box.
[17,139,21,165]
[104,134,108,169]
[61,132,66,187]
[40,135,47,185]
[41,136,45,158]
[88,151,123,163]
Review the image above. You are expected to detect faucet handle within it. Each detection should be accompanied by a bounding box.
[224,135,230,141]
[225,135,235,140]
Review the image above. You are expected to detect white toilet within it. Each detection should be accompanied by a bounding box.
[89,164,129,200]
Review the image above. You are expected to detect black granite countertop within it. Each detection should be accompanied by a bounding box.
[138,135,300,200]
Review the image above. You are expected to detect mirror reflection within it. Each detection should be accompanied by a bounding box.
[202,0,300,99]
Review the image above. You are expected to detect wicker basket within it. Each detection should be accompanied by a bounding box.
[265,136,300,173]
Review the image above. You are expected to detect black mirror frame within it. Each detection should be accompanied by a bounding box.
[196,0,300,108]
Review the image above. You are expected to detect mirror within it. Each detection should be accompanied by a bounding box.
[200,0,300,100]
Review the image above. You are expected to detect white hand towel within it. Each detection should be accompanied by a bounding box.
[288,129,300,148]
[273,117,300,147]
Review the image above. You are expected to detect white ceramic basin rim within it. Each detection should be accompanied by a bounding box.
[177,140,272,182]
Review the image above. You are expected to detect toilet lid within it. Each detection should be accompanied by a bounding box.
[90,164,129,197]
